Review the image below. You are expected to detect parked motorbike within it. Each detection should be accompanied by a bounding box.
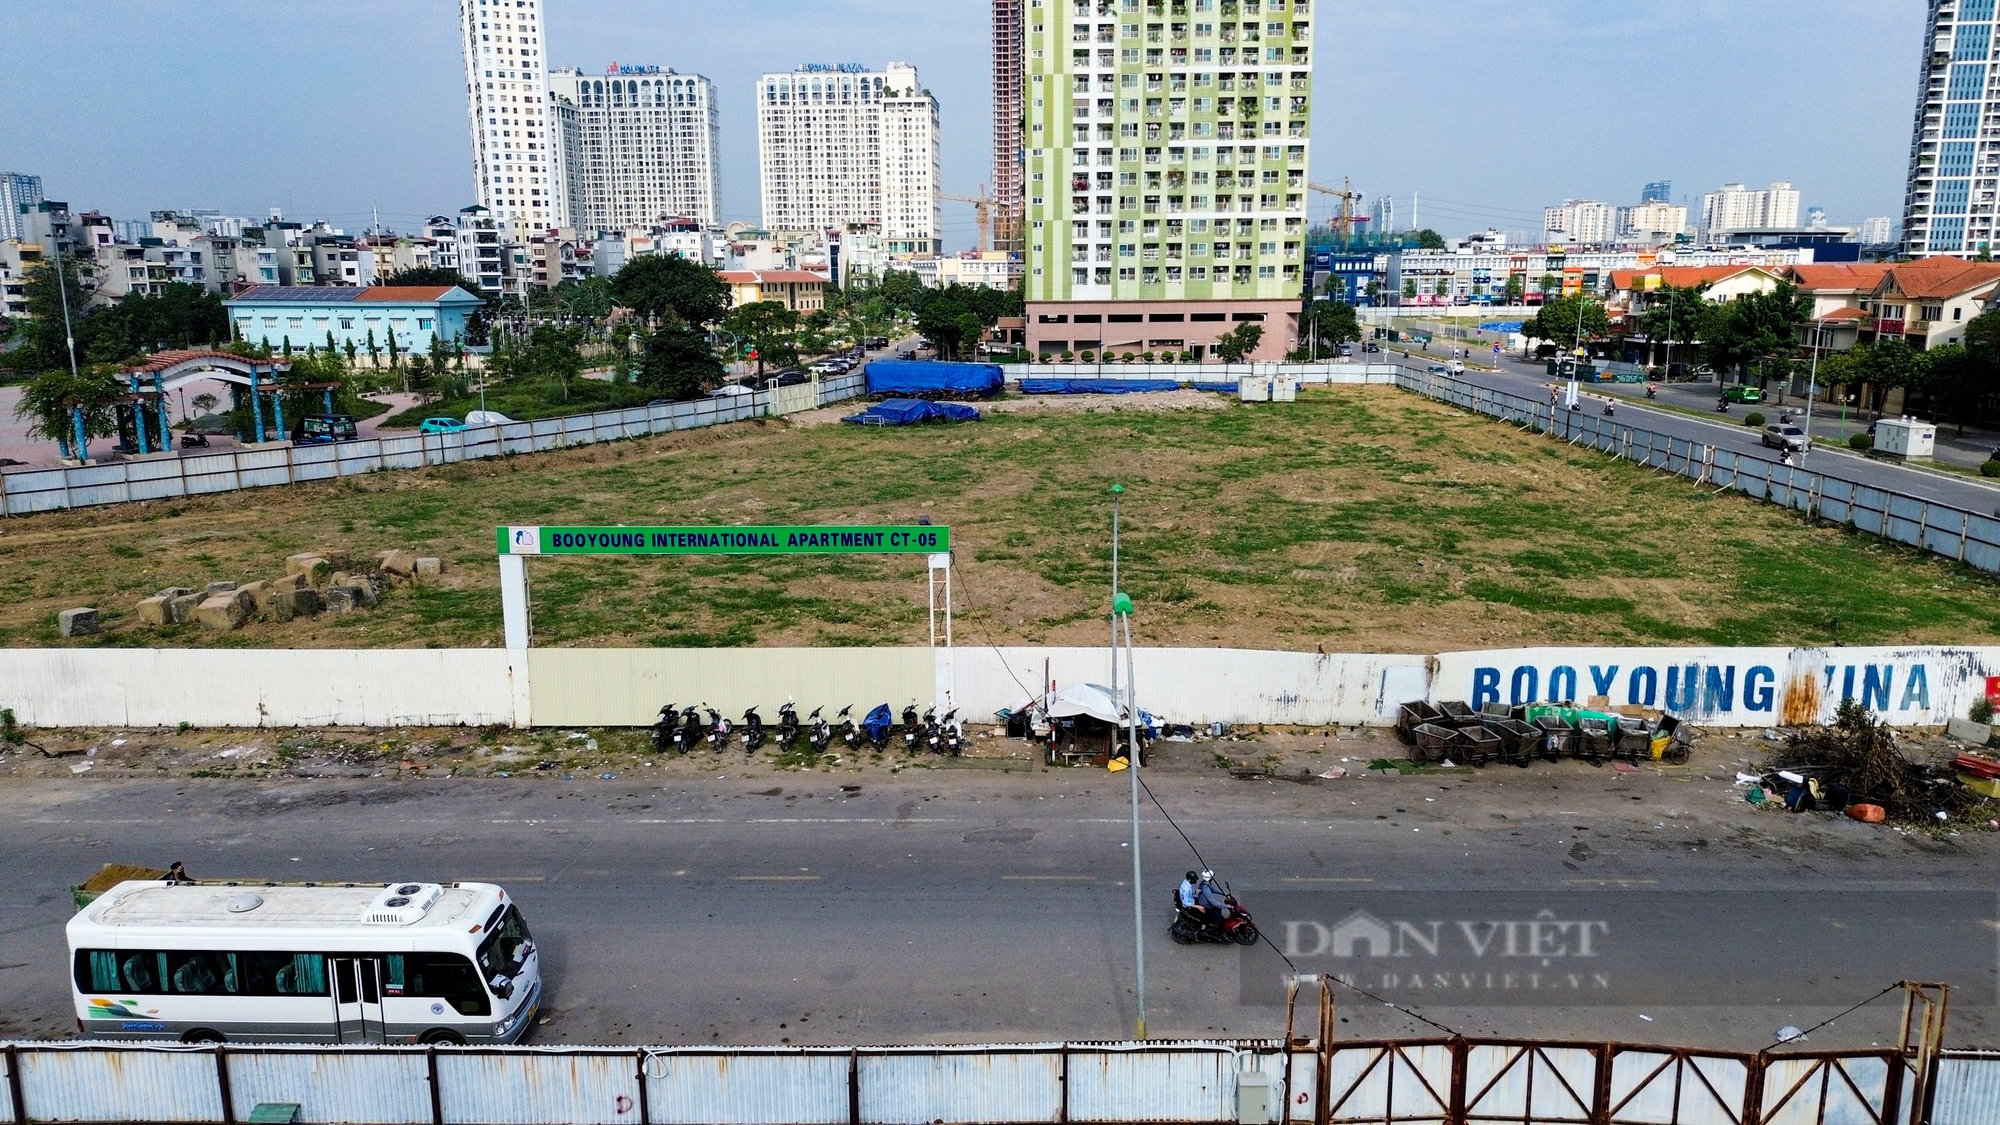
[865,704,894,750]
[704,705,731,750]
[651,704,678,753]
[808,706,831,755]
[901,701,921,752]
[838,704,860,751]
[777,698,801,748]
[178,432,211,449]
[741,706,766,752]
[676,705,702,753]
[922,705,941,754]
[940,707,962,757]
[1168,879,1260,946]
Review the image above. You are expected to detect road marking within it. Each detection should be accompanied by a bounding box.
[733,875,821,882]
[1002,875,1095,882]
[1284,877,1373,883]
[1561,878,1658,886]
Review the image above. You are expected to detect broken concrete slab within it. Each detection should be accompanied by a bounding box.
[167,593,203,624]
[1946,716,1992,746]
[239,580,275,614]
[136,596,173,626]
[153,586,193,602]
[324,585,364,613]
[414,557,444,579]
[284,553,327,577]
[204,581,239,596]
[194,594,247,631]
[378,549,418,577]
[57,608,99,637]
[269,587,323,621]
[271,573,308,594]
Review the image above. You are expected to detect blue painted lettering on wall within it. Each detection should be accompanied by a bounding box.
[1469,661,1937,717]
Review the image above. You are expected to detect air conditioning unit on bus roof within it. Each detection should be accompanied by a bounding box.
[361,882,445,926]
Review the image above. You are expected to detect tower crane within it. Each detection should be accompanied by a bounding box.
[941,185,997,253]
[1307,178,1364,240]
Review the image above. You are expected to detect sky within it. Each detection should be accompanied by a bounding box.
[0,0,1923,251]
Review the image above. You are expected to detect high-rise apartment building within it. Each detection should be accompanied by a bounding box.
[0,172,44,242]
[1542,199,1616,244]
[458,0,565,238]
[1700,182,1800,241]
[993,0,1026,252]
[549,65,722,230]
[1860,216,1895,245]
[757,63,940,255]
[1023,0,1313,361]
[1904,0,1998,256]
[1640,180,1672,204]
[1616,201,1688,245]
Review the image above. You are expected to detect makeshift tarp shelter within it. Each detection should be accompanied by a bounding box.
[864,360,1003,398]
[1047,682,1127,724]
[1019,378,1180,395]
[843,399,982,426]
[1045,682,1147,763]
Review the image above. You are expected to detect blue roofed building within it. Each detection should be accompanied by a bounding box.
[223,284,484,352]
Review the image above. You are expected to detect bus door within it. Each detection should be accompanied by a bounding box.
[330,957,386,1043]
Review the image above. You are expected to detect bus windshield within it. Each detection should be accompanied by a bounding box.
[477,905,534,983]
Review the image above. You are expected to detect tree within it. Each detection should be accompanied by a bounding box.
[916,289,978,359]
[1859,337,1918,416]
[1502,275,1526,304]
[12,365,123,458]
[1295,301,1361,359]
[521,325,586,399]
[611,255,731,327]
[1402,278,1418,300]
[1702,281,1811,387]
[1212,322,1264,363]
[1950,308,2000,434]
[1433,278,1450,298]
[1524,294,1611,352]
[722,301,801,375]
[1539,274,1561,299]
[1635,283,1710,368]
[550,276,615,320]
[1413,229,1446,250]
[637,323,726,400]
[380,266,484,297]
[364,328,381,370]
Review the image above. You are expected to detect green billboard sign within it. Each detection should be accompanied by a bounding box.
[497,525,949,556]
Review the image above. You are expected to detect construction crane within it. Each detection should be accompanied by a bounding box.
[1308,178,1363,240]
[941,185,997,253]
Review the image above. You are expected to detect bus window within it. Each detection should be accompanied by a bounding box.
[388,952,490,1016]
[122,953,158,992]
[75,950,120,991]
[166,951,226,994]
[477,905,535,983]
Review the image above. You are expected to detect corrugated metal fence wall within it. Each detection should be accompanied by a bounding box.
[4,1040,1997,1125]
[1395,370,2000,578]
[999,363,1400,384]
[0,374,867,518]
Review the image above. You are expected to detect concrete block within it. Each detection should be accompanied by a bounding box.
[269,587,323,621]
[239,580,275,614]
[324,585,364,613]
[379,550,418,577]
[353,576,382,607]
[271,573,307,594]
[204,581,239,596]
[414,556,443,579]
[1947,716,1992,745]
[153,586,193,602]
[57,608,99,638]
[136,596,172,626]
[284,553,327,577]
[194,594,247,631]
[167,593,203,624]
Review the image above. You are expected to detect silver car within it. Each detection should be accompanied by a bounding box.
[1761,423,1808,452]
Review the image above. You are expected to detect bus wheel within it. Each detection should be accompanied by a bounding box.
[421,1030,467,1046]
[182,1029,225,1044]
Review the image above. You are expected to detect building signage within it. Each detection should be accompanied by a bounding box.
[498,525,948,556]
[799,63,869,73]
[605,62,662,75]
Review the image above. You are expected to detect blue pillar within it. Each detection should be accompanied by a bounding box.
[130,376,150,455]
[272,387,285,438]
[323,388,334,414]
[71,406,88,463]
[155,374,171,449]
[250,365,266,443]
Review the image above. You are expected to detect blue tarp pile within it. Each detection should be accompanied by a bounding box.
[864,360,1003,399]
[1019,378,1181,395]
[843,398,982,426]
[1189,382,1241,394]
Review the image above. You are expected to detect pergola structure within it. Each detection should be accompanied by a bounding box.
[115,350,304,453]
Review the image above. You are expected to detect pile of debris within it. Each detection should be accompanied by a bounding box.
[1398,699,1688,768]
[1762,700,1994,823]
[120,549,445,633]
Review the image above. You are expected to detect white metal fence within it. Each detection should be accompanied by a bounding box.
[1000,362,1400,384]
[1397,370,2000,578]
[1,1039,1988,1125]
[0,373,867,517]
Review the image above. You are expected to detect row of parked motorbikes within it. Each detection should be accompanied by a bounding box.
[649,699,964,756]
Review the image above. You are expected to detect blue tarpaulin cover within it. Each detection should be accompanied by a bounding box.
[1019,378,1182,395]
[843,399,982,425]
[1189,382,1241,394]
[863,704,895,741]
[864,360,1003,397]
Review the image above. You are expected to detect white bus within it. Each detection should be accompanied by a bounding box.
[66,879,541,1045]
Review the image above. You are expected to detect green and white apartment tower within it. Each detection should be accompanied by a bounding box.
[1023,0,1312,360]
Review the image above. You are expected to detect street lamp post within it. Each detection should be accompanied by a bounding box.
[1115,587,1146,1042]
[1801,321,1829,455]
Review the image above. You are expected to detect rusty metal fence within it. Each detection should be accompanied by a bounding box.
[0,373,867,518]
[1,1038,1993,1125]
[1394,370,2000,578]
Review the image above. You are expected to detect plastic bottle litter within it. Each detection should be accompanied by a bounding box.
[1776,1026,1806,1043]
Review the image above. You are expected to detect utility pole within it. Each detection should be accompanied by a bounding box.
[1116,587,1146,1042]
[1109,483,1121,710]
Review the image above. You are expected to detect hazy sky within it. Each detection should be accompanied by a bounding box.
[0,0,1922,250]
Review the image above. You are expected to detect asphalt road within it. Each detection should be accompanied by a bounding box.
[5,761,1994,1051]
[1389,351,2000,517]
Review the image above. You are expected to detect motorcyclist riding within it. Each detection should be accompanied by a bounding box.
[1196,870,1231,921]
[1177,871,1203,920]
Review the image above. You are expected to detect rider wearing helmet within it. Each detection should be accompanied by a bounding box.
[1196,870,1231,920]
[1177,871,1200,915]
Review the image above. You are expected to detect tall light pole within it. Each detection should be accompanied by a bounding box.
[1109,483,1121,701]
[1801,320,1829,454]
[1114,587,1146,1042]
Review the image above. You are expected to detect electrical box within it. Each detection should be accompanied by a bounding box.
[1873,416,1936,459]
[1238,378,1296,403]
[1235,1071,1273,1125]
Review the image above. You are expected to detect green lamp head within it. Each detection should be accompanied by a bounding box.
[1110,483,1124,495]
[1113,591,1134,615]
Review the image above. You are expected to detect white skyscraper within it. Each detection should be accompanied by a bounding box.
[757,62,939,254]
[1541,199,1616,244]
[548,65,722,230]
[1699,182,1800,240]
[1860,216,1894,245]
[458,0,565,238]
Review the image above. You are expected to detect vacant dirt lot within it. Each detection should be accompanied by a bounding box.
[4,386,2000,651]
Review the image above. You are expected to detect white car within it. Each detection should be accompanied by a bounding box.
[707,384,756,398]
[465,410,516,427]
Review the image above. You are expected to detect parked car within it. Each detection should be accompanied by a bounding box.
[418,417,467,435]
[762,370,811,388]
[896,349,917,360]
[1361,342,1381,353]
[1721,385,1764,404]
[1762,424,1808,452]
[866,336,890,349]
[708,384,757,398]
[465,410,516,427]
[291,413,359,444]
